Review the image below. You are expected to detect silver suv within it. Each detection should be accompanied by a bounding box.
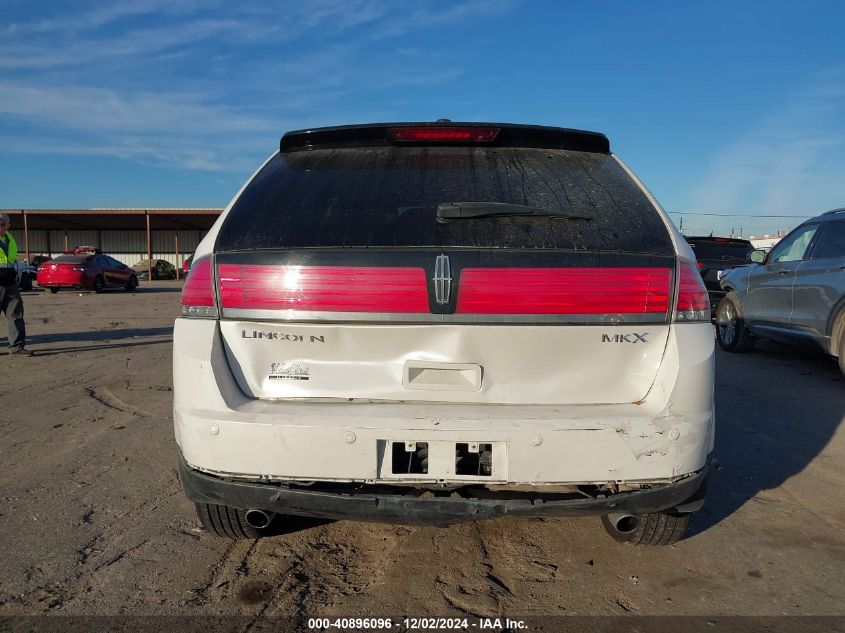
[717,208,845,376]
[174,122,714,546]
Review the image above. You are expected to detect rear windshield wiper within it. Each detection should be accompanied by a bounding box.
[436,202,593,223]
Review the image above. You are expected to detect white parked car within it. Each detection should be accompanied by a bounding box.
[174,122,714,546]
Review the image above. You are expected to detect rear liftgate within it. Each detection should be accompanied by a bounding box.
[180,123,709,484]
[181,254,709,484]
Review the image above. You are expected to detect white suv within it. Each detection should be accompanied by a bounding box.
[174,122,714,546]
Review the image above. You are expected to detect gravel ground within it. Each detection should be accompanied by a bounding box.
[0,281,843,625]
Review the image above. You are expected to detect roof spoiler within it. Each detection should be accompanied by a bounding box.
[280,122,610,154]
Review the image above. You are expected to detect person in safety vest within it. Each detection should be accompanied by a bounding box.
[0,213,31,356]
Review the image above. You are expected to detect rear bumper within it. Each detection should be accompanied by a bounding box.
[36,275,91,289]
[173,319,716,483]
[179,453,708,527]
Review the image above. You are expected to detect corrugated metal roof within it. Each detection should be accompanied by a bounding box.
[0,208,221,215]
[0,209,221,230]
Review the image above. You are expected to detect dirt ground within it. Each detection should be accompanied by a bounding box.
[0,281,844,625]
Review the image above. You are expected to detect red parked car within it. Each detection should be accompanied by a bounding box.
[37,248,139,293]
[182,253,193,278]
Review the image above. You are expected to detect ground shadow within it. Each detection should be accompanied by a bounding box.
[133,286,183,293]
[262,514,334,536]
[688,340,845,536]
[22,339,172,357]
[27,326,173,344]
[1,326,173,356]
[33,286,182,294]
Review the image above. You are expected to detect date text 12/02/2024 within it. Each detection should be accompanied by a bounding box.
[306,617,528,630]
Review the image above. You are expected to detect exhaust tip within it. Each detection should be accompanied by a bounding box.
[610,513,640,534]
[244,509,272,529]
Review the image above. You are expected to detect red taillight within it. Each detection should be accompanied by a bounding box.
[456,268,672,315]
[218,265,429,313]
[696,261,703,270]
[389,126,499,143]
[676,261,710,322]
[180,256,217,317]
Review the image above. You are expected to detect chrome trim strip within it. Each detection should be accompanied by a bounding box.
[221,308,668,325]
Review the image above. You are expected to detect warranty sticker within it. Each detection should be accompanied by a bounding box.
[269,362,310,381]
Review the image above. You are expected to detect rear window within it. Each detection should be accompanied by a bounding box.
[216,147,673,254]
[52,255,91,264]
[687,240,754,261]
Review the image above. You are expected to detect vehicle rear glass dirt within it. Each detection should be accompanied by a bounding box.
[688,240,754,261]
[216,147,673,254]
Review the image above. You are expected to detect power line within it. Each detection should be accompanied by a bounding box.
[667,212,813,218]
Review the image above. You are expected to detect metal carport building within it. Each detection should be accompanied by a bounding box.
[0,209,222,275]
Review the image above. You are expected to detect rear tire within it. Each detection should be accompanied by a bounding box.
[195,503,265,539]
[93,275,105,293]
[125,275,138,292]
[715,293,754,352]
[602,510,692,546]
[838,329,845,379]
[20,273,33,292]
[48,287,59,294]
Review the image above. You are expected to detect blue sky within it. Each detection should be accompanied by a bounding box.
[1,0,843,237]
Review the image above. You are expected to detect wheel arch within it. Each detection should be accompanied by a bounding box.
[720,286,746,317]
[826,299,845,357]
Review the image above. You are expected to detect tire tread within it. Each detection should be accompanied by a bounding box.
[603,510,692,546]
[195,503,262,539]
[716,293,754,352]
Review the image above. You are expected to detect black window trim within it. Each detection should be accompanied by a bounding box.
[807,219,845,261]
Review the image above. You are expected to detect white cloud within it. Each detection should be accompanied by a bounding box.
[0,79,281,171]
[0,82,277,134]
[0,16,279,69]
[372,0,514,38]
[0,1,515,172]
[0,0,215,37]
[688,68,845,219]
[0,133,267,173]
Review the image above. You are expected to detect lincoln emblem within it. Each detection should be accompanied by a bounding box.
[433,254,452,305]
